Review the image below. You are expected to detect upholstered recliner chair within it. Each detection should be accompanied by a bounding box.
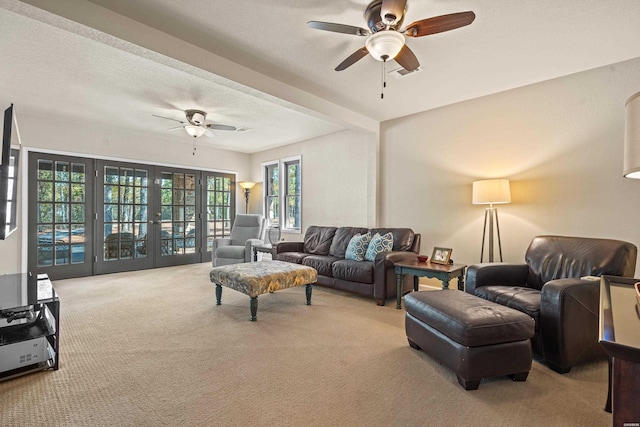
[211,214,266,267]
[465,235,637,373]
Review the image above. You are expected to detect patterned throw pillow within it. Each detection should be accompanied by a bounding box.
[345,232,371,261]
[364,232,394,262]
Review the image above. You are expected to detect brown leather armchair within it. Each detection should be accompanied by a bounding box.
[465,235,637,373]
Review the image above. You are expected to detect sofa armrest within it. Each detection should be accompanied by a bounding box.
[274,241,304,254]
[465,263,529,294]
[373,251,417,303]
[539,278,604,371]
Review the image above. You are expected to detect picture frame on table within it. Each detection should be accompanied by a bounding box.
[431,247,452,265]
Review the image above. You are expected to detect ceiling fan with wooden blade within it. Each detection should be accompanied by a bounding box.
[307,0,475,72]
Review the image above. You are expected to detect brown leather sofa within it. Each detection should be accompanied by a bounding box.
[465,235,637,373]
[274,226,421,305]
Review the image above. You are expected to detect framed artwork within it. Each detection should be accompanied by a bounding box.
[431,247,452,265]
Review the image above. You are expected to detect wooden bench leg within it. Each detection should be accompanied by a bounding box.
[250,296,258,321]
[215,284,222,305]
[306,284,313,305]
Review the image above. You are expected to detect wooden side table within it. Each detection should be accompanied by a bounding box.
[394,259,467,309]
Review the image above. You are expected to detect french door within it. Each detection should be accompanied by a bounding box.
[28,154,94,279]
[29,152,235,279]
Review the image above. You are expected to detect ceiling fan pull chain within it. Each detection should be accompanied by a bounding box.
[381,59,387,99]
[192,137,197,155]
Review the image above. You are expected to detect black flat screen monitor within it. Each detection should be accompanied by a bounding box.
[0,104,19,240]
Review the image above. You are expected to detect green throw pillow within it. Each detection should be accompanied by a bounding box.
[345,232,371,261]
[364,232,393,261]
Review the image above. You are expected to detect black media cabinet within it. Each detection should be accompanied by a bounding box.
[0,273,59,381]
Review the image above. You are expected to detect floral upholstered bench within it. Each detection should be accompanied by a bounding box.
[209,260,317,321]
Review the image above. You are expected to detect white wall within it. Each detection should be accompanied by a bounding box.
[381,56,640,275]
[249,129,377,241]
[0,114,251,274]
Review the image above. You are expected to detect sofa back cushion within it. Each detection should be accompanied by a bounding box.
[369,228,415,251]
[525,235,638,290]
[303,226,338,255]
[330,227,369,257]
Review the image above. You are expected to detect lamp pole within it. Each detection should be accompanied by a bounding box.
[243,188,250,213]
[480,204,503,262]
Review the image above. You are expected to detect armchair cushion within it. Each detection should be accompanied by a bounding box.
[229,214,266,245]
[215,245,247,259]
[474,286,541,329]
[525,235,637,289]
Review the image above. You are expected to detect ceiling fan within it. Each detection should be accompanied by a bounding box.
[153,109,246,139]
[307,0,475,73]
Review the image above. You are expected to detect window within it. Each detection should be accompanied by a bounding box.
[263,156,301,232]
[264,162,279,228]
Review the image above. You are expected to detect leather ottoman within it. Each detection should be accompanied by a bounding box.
[404,290,535,390]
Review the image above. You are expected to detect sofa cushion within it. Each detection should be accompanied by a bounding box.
[473,285,541,329]
[365,232,393,261]
[304,226,338,255]
[370,228,415,251]
[332,259,374,284]
[302,255,340,277]
[330,227,369,257]
[345,232,371,261]
[274,251,309,264]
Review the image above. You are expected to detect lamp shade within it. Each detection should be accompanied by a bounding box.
[365,31,405,61]
[472,179,511,205]
[238,181,256,190]
[624,91,640,179]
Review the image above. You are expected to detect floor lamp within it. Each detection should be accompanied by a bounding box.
[238,181,256,213]
[472,179,511,262]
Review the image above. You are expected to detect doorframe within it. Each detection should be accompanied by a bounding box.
[22,146,239,277]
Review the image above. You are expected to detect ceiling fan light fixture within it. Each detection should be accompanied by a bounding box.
[185,125,206,138]
[365,30,405,61]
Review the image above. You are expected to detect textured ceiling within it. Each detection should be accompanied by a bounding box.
[2,0,640,153]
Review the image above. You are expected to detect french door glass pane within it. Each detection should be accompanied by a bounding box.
[159,171,197,256]
[103,166,148,260]
[36,160,87,267]
[206,176,232,251]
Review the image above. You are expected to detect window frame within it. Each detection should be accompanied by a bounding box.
[262,155,301,233]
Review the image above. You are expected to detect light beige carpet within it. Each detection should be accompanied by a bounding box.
[0,263,611,426]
